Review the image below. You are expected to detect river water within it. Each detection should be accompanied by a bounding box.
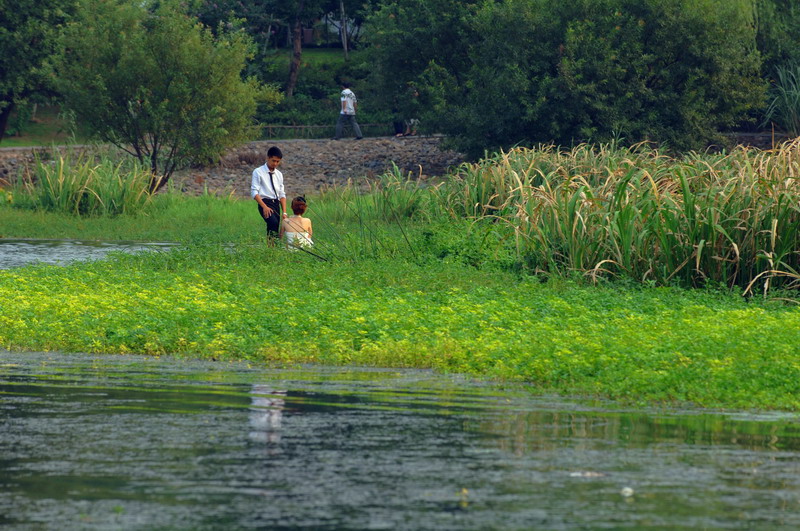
[0,239,177,269]
[2,352,800,530]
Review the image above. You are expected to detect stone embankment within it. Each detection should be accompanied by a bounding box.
[0,136,466,197]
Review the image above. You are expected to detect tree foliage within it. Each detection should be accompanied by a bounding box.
[190,0,354,96]
[55,0,278,191]
[754,0,800,75]
[362,0,479,116]
[365,0,766,157]
[0,0,75,142]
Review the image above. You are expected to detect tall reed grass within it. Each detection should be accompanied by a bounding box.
[432,140,800,291]
[11,148,156,216]
[763,63,800,137]
[305,164,431,261]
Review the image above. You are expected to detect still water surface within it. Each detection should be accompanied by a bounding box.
[2,352,800,529]
[0,239,177,269]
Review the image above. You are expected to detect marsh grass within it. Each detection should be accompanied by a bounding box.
[434,140,800,292]
[0,187,264,243]
[11,148,154,216]
[301,166,431,262]
[763,63,800,137]
[4,140,800,294]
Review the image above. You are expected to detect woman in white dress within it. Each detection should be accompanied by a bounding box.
[281,196,313,250]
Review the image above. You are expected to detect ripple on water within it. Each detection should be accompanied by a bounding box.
[0,239,178,269]
[2,351,800,530]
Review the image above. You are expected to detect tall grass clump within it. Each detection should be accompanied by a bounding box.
[763,63,800,137]
[431,140,800,292]
[306,167,432,262]
[11,148,155,216]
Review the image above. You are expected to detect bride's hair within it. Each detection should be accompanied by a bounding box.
[291,196,307,215]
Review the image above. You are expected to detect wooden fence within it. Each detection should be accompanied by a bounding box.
[261,123,394,140]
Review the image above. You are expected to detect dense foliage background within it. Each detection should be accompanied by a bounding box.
[3,0,800,156]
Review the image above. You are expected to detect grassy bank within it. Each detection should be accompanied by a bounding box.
[3,144,800,411]
[1,244,799,410]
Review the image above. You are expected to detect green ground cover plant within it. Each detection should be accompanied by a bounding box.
[1,245,799,410]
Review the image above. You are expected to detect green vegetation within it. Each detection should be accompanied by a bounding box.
[0,0,75,142]
[367,0,766,156]
[2,240,799,411]
[3,143,800,411]
[54,0,278,190]
[0,187,259,242]
[0,106,89,147]
[9,149,154,216]
[763,62,800,136]
[6,0,800,153]
[435,140,800,291]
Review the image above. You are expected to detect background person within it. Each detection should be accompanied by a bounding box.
[334,82,363,140]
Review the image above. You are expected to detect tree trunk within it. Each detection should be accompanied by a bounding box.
[286,18,303,98]
[0,102,15,145]
[340,0,349,60]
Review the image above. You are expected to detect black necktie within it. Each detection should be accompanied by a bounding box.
[268,171,277,199]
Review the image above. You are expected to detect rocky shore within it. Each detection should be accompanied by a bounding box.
[0,136,466,197]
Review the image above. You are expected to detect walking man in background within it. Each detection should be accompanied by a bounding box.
[334,82,363,140]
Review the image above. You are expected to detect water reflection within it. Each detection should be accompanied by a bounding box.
[2,351,800,530]
[479,410,800,455]
[248,384,286,445]
[0,238,177,269]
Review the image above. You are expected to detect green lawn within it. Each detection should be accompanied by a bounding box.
[263,47,349,66]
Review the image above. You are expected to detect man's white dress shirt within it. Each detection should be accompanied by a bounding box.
[251,165,286,200]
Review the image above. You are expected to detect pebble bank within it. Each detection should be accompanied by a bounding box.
[0,136,465,198]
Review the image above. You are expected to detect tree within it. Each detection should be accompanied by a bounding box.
[0,0,75,143]
[551,0,765,149]
[370,0,765,157]
[190,0,330,97]
[55,0,279,191]
[754,0,800,75]
[362,0,480,126]
[277,0,329,97]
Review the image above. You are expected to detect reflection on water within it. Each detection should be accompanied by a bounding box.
[0,238,177,269]
[2,351,800,530]
[249,384,286,445]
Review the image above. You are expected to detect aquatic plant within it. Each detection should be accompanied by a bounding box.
[763,62,800,137]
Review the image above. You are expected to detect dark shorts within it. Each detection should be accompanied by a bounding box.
[258,197,281,238]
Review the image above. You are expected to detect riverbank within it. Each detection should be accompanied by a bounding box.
[2,242,800,411]
[0,136,465,195]
[3,140,800,412]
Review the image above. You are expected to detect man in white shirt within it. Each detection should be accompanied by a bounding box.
[334,82,363,140]
[251,146,288,241]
